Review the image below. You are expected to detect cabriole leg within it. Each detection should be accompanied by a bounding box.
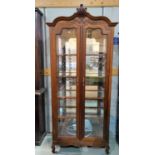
[52,145,55,153]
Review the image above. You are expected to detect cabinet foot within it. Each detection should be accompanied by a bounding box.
[52,145,56,153]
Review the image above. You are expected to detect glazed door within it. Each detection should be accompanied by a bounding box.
[54,27,81,139]
[82,27,108,140]
[53,22,109,142]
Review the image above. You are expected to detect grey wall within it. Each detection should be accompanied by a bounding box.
[39,7,119,137]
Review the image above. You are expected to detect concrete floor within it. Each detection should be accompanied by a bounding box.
[35,133,119,155]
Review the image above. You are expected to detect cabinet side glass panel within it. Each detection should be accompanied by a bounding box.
[84,29,107,138]
[56,29,77,137]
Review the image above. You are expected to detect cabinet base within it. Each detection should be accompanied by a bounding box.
[52,145,56,153]
[51,145,110,154]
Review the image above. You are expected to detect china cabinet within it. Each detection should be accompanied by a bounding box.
[47,4,117,153]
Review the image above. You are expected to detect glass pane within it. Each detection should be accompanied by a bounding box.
[85,112,104,137]
[58,77,76,90]
[85,100,104,108]
[58,117,77,136]
[86,29,107,77]
[56,29,77,137]
[86,55,106,77]
[84,29,107,138]
[85,77,104,99]
[58,56,76,76]
[85,100,104,137]
[86,29,107,54]
[59,107,76,116]
[58,99,76,136]
[59,99,76,107]
[58,77,76,97]
[57,29,77,55]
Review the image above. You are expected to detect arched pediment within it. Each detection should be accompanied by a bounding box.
[47,4,118,27]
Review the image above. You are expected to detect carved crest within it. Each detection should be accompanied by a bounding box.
[76,4,87,15]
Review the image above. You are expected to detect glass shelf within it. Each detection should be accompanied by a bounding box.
[59,105,104,109]
[57,54,77,56]
[58,96,103,100]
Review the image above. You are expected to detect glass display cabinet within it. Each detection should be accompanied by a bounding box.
[47,4,117,154]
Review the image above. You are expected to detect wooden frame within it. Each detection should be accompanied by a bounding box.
[36,0,119,8]
[47,4,117,154]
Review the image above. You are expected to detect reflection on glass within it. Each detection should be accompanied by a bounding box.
[84,29,107,138]
[57,30,76,55]
[58,99,77,136]
[58,77,76,98]
[59,107,76,116]
[59,99,76,107]
[58,117,77,136]
[58,90,76,97]
[86,29,107,77]
[86,29,107,54]
[85,90,104,98]
[86,55,105,77]
[57,29,77,137]
[85,112,104,137]
[85,100,97,107]
[58,56,76,76]
[57,29,77,77]
[58,77,76,90]
[86,77,104,87]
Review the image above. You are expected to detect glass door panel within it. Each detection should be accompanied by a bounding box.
[84,29,107,138]
[58,77,76,97]
[58,56,76,77]
[56,29,77,137]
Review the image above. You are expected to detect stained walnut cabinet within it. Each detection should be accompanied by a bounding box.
[47,5,117,154]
